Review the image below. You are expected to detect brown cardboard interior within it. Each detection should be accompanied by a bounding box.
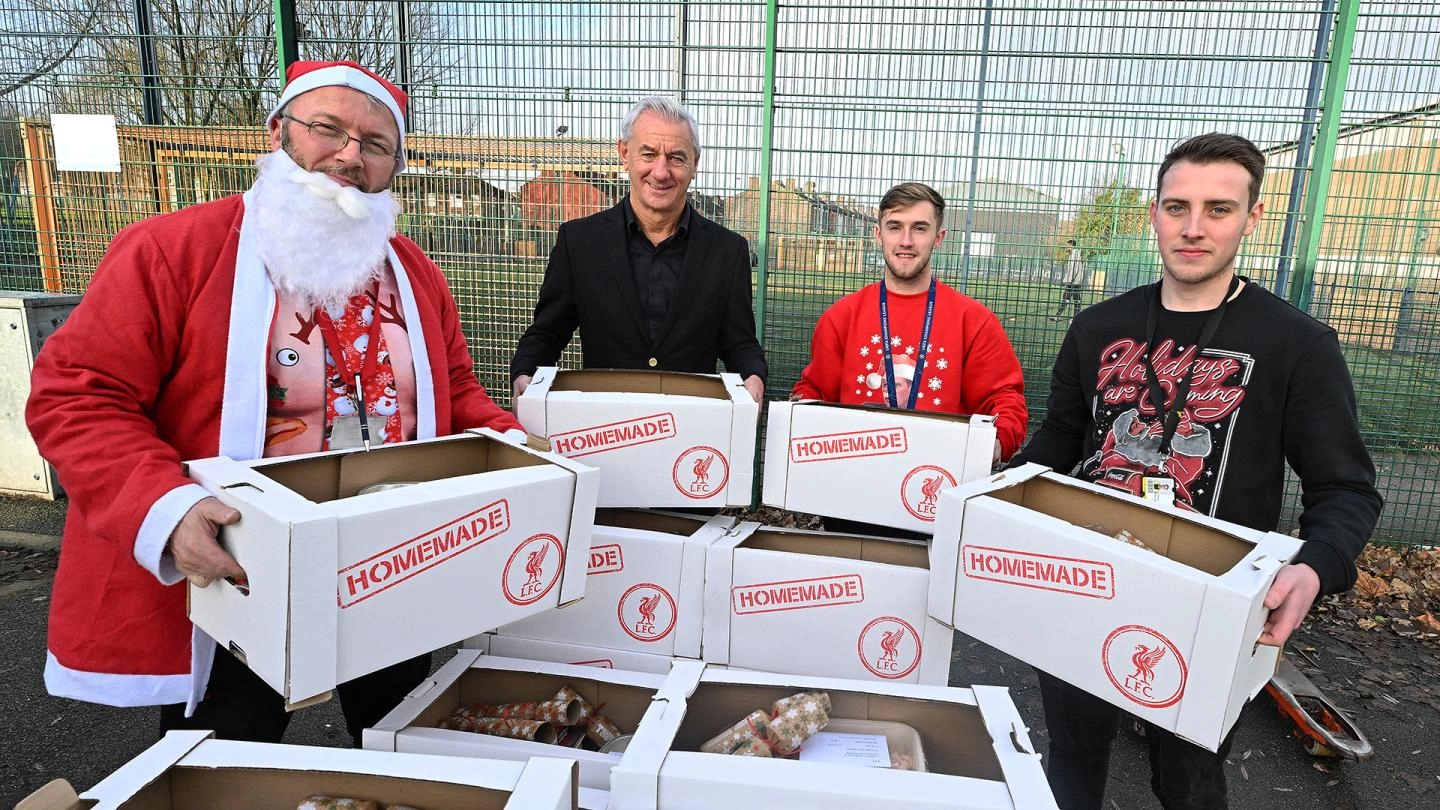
[552,369,728,399]
[744,529,929,571]
[596,508,707,537]
[13,779,90,810]
[797,401,982,425]
[255,435,547,504]
[121,767,513,810]
[410,668,657,741]
[673,682,1004,782]
[1006,478,1251,576]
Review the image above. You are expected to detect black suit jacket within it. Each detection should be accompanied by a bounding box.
[511,199,768,382]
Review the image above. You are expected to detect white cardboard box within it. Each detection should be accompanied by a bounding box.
[497,509,736,657]
[466,633,685,676]
[763,401,997,533]
[16,730,576,810]
[929,464,1303,751]
[517,368,759,507]
[366,650,666,791]
[702,522,954,685]
[185,429,599,705]
[608,662,1056,810]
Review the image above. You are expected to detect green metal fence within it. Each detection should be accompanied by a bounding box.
[1,0,1437,545]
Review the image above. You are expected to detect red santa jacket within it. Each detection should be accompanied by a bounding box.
[27,193,519,709]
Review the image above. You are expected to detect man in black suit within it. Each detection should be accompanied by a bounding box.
[510,96,767,402]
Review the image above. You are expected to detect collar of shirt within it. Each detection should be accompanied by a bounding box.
[622,195,692,250]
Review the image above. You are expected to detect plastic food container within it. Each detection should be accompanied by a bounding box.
[807,718,927,772]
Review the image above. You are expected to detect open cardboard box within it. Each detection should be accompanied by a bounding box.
[764,401,996,533]
[496,510,736,658]
[516,368,759,507]
[930,464,1303,751]
[702,522,953,685]
[365,650,666,791]
[608,662,1056,809]
[184,429,598,706]
[17,730,576,810]
[465,633,685,676]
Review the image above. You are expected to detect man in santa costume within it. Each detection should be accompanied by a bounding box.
[792,182,1028,463]
[26,60,523,744]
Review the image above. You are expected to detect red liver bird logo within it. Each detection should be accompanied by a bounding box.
[919,475,943,507]
[524,543,548,589]
[637,592,661,625]
[879,626,906,663]
[692,454,713,486]
[1130,644,1167,684]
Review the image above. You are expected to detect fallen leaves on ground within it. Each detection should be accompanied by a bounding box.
[1310,545,1440,646]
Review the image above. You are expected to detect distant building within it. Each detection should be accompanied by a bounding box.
[727,178,876,274]
[935,180,1061,271]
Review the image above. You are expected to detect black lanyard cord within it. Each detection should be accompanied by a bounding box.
[1140,275,1239,456]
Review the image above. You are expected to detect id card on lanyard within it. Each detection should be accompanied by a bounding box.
[315,283,383,451]
[1138,276,1238,501]
[879,277,937,410]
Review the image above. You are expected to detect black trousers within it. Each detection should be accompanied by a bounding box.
[1037,669,1237,810]
[1055,283,1084,318]
[158,646,431,747]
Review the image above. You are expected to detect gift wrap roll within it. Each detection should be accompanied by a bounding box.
[468,716,559,743]
[466,696,581,725]
[554,685,594,723]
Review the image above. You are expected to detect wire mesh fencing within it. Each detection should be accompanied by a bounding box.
[1,0,1437,544]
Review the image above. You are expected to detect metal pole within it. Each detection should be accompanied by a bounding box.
[958,0,995,294]
[674,1,689,103]
[133,0,163,124]
[1290,0,1358,312]
[273,0,299,84]
[394,0,412,130]
[753,0,778,340]
[1274,0,1335,299]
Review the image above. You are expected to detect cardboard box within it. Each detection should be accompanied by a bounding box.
[929,464,1304,751]
[517,368,759,507]
[608,662,1056,810]
[366,650,666,791]
[497,509,736,657]
[763,401,997,533]
[702,522,954,685]
[185,429,599,705]
[17,730,576,810]
[465,633,683,676]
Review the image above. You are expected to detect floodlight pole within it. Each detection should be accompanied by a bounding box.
[1274,0,1335,299]
[133,0,163,124]
[273,0,299,83]
[958,0,995,295]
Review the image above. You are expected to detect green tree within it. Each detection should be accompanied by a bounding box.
[1072,174,1150,261]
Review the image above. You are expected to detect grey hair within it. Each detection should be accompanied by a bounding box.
[620,96,701,152]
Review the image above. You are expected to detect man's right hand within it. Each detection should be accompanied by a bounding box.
[512,374,533,406]
[168,496,244,589]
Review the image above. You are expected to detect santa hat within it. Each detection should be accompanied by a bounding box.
[268,60,408,168]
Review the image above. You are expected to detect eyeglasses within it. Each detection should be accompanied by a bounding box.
[280,114,399,162]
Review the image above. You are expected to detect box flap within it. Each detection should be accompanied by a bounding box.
[551,369,730,399]
[516,366,560,436]
[700,523,759,664]
[510,757,579,810]
[972,686,1058,809]
[82,730,213,806]
[673,536,710,658]
[15,780,86,810]
[760,401,793,507]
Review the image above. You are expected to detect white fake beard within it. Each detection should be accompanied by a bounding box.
[248,149,401,310]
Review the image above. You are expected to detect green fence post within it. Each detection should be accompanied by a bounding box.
[1290,0,1359,312]
[273,0,299,84]
[753,0,778,341]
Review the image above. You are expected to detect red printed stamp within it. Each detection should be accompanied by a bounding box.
[732,574,865,615]
[857,616,922,679]
[1102,624,1188,708]
[588,543,624,575]
[338,499,510,608]
[618,583,677,642]
[673,445,729,499]
[900,465,956,521]
[789,426,908,463]
[571,659,615,668]
[502,533,564,606]
[962,545,1116,600]
[549,412,677,457]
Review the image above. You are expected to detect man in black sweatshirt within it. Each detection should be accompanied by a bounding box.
[1013,132,1381,810]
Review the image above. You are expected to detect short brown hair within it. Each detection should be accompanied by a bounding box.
[879,182,945,226]
[1157,133,1266,210]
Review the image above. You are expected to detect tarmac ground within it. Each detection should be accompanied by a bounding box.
[3,496,1437,809]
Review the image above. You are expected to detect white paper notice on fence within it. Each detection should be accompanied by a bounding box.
[797,732,890,768]
[51,114,122,172]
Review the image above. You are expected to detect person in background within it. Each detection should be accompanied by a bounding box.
[1052,238,1086,321]
[27,60,523,746]
[1012,132,1381,810]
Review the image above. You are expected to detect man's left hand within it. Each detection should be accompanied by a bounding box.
[1259,562,1321,647]
[743,375,764,403]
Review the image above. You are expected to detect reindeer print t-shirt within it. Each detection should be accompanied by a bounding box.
[263,268,418,457]
[1013,278,1380,596]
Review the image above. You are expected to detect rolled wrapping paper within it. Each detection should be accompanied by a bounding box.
[469,716,559,743]
[465,693,582,725]
[296,797,380,810]
[553,685,594,723]
[699,692,832,757]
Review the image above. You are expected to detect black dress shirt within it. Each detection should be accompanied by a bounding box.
[623,197,691,344]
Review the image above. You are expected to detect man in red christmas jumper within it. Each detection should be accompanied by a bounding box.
[793,182,1028,466]
[26,60,523,745]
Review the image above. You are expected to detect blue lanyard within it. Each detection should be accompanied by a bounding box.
[879,277,937,410]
